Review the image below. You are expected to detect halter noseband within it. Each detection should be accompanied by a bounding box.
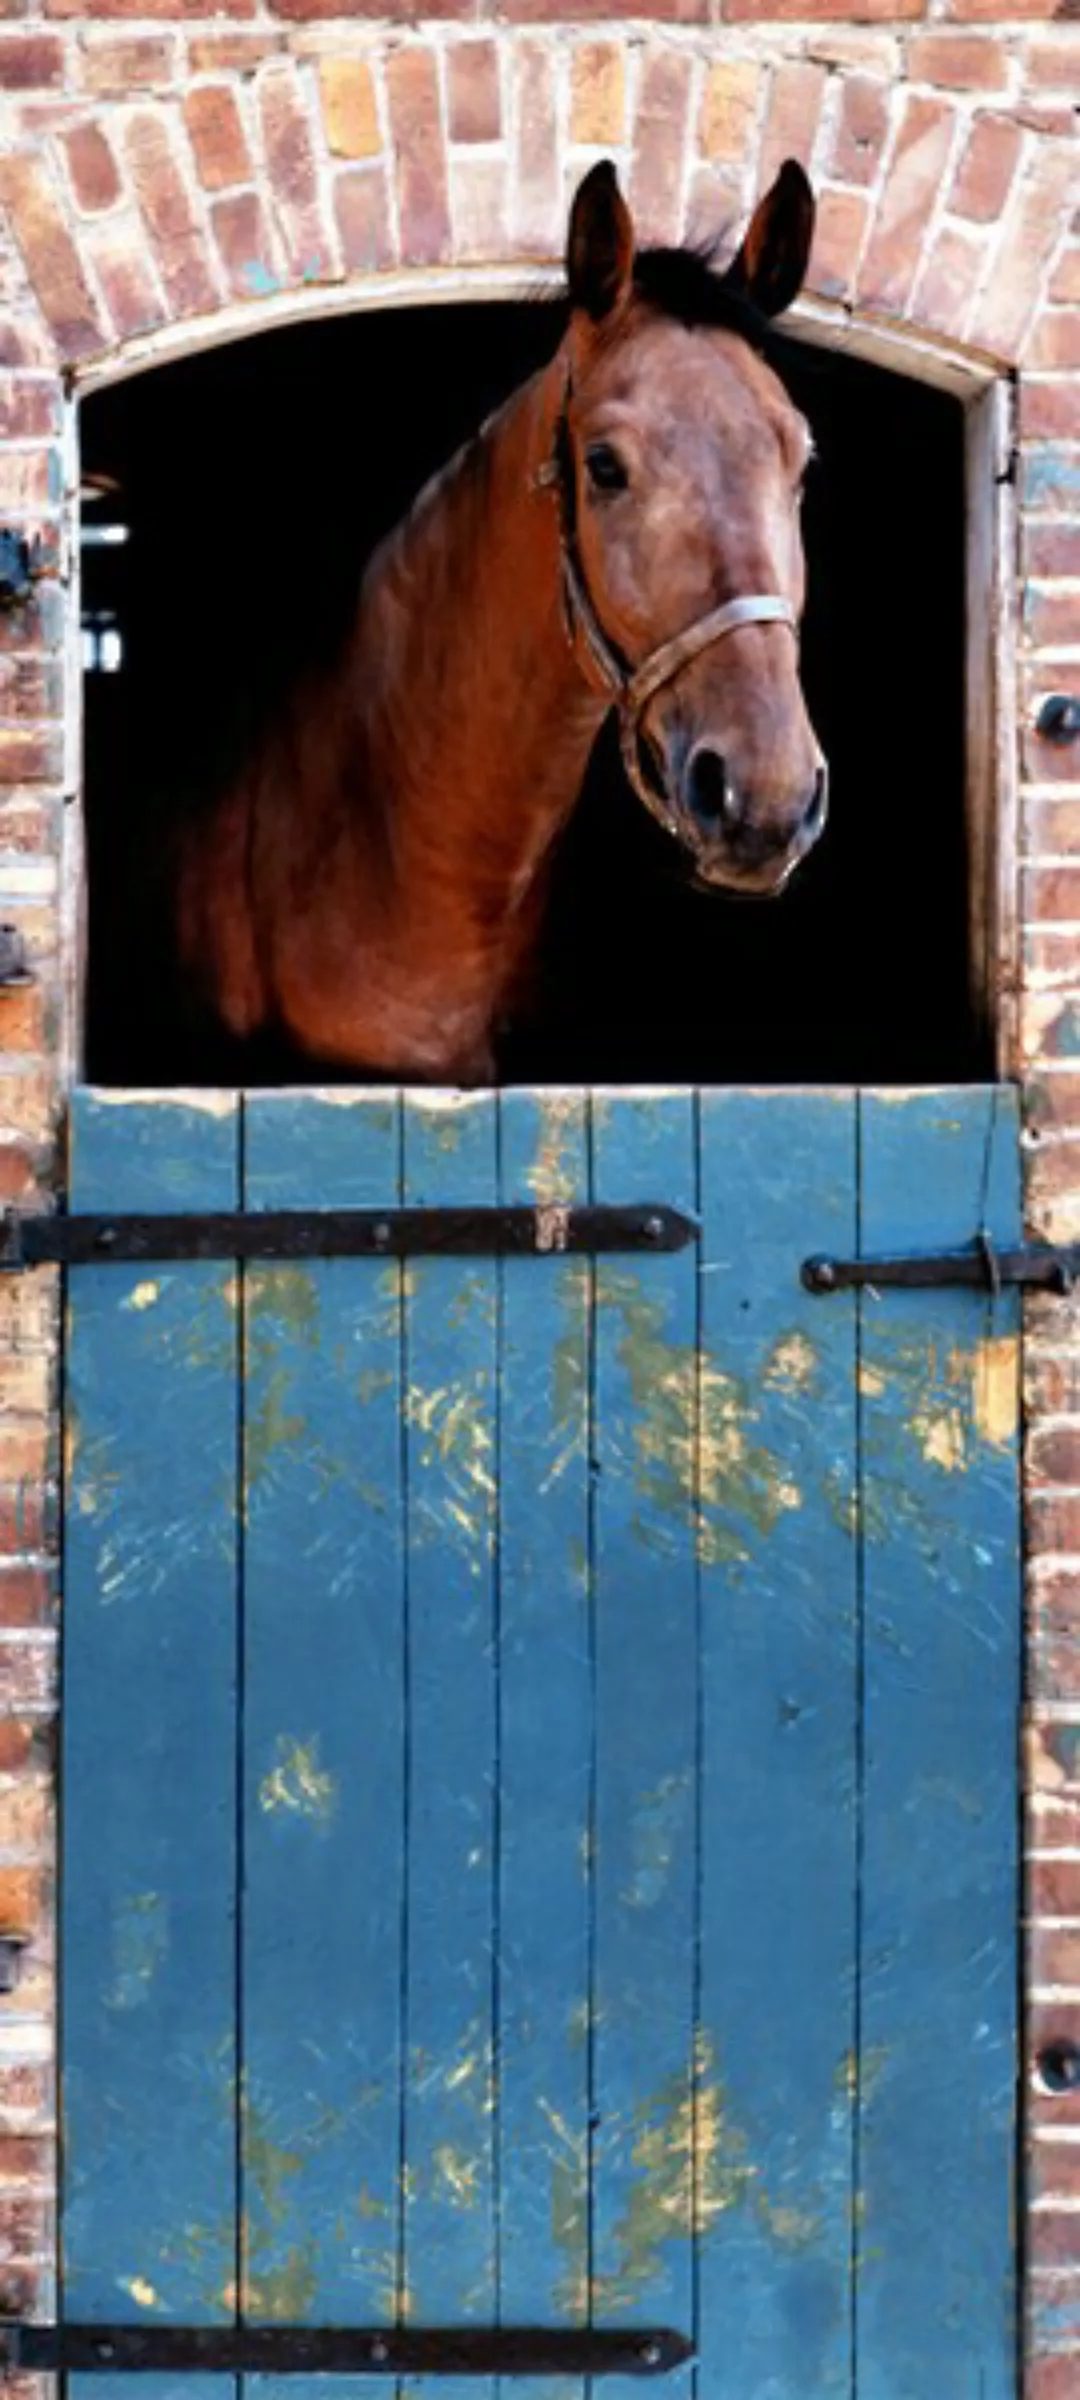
[542,392,798,840]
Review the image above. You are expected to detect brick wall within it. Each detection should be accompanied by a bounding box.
[0,9,1077,2392]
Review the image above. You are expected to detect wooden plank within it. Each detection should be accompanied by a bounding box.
[856,1087,1021,2400]
[63,1090,240,2338]
[696,1092,858,2397]
[498,1093,592,2400]
[240,1091,405,2364]
[399,1093,498,2400]
[589,1093,697,2400]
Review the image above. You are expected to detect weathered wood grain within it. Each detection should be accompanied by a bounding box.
[856,1087,1021,2399]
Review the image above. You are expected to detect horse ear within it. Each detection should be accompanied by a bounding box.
[724,159,814,320]
[567,161,634,323]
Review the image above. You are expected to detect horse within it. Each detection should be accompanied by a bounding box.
[173,158,827,1086]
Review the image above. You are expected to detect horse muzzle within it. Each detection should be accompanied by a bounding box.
[676,752,829,896]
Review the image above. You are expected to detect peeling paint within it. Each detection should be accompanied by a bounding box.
[972,1334,1018,1449]
[526,1094,582,1206]
[598,1273,803,1562]
[124,1281,161,1312]
[259,1735,337,1823]
[763,1332,818,1394]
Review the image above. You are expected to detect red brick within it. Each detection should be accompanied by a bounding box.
[970,146,1079,360]
[1052,249,1080,307]
[947,0,1074,16]
[698,58,760,169]
[571,41,627,150]
[913,223,983,338]
[0,1723,38,1776]
[907,32,1009,90]
[0,2139,49,2185]
[1034,1923,1080,1988]
[630,49,694,247]
[826,74,890,188]
[1031,1424,1080,1488]
[257,61,336,281]
[1025,672,1080,787]
[0,2193,51,2261]
[950,119,1017,261]
[0,985,44,1054]
[210,189,281,303]
[318,56,380,161]
[123,112,219,318]
[187,35,284,74]
[1028,868,1080,925]
[0,1567,50,1629]
[0,1141,35,1204]
[0,450,53,512]
[84,214,166,344]
[1017,103,1077,138]
[1031,1858,1080,1919]
[1028,588,1080,654]
[61,123,121,215]
[332,166,393,273]
[1027,39,1080,89]
[858,95,957,317]
[1023,380,1080,441]
[385,46,450,270]
[447,40,501,145]
[0,38,62,90]
[502,0,704,22]
[729,0,921,15]
[48,0,253,16]
[0,727,62,782]
[1027,2358,1080,2400]
[1031,314,1080,373]
[184,85,251,192]
[0,152,104,361]
[511,39,558,256]
[0,2067,49,2129]
[81,36,175,94]
[760,59,827,189]
[809,186,870,299]
[0,1866,39,1932]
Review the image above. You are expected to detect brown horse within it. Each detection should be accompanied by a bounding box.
[176,159,826,1084]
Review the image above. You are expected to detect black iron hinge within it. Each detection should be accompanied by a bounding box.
[803,1232,1076,1296]
[0,2324,693,2378]
[0,1203,698,1271]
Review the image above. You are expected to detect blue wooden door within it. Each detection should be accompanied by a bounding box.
[61,1085,1021,2399]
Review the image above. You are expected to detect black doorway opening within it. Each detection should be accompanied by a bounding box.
[80,299,978,1088]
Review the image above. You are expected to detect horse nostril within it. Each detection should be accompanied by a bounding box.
[686,747,735,829]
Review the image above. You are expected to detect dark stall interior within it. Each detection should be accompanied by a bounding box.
[80,299,979,1088]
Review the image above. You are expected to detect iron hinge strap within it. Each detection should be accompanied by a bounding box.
[802,1235,1080,1296]
[0,1204,698,1272]
[0,2325,693,2378]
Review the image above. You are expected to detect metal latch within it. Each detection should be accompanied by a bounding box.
[0,2324,693,2378]
[803,1232,1077,1297]
[0,1203,698,1272]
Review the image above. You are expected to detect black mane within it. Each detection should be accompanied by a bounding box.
[632,247,771,348]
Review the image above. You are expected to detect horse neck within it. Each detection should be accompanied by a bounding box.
[357,349,607,901]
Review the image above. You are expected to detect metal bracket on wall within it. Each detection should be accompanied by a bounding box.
[0,1203,698,1270]
[803,1232,1080,1296]
[0,2325,694,2378]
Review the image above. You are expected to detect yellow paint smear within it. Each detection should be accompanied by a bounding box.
[124,1281,160,1312]
[121,2277,161,2309]
[259,1736,336,1822]
[973,1334,1018,1448]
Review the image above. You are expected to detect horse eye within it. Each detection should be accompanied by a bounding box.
[585,443,629,495]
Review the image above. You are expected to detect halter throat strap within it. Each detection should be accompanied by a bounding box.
[546,389,798,838]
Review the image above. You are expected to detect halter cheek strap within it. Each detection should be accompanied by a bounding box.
[543,395,798,841]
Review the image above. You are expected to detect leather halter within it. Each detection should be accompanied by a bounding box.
[541,393,798,840]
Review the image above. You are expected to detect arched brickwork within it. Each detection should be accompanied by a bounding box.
[0,21,1079,2396]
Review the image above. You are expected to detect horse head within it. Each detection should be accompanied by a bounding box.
[558,158,826,896]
